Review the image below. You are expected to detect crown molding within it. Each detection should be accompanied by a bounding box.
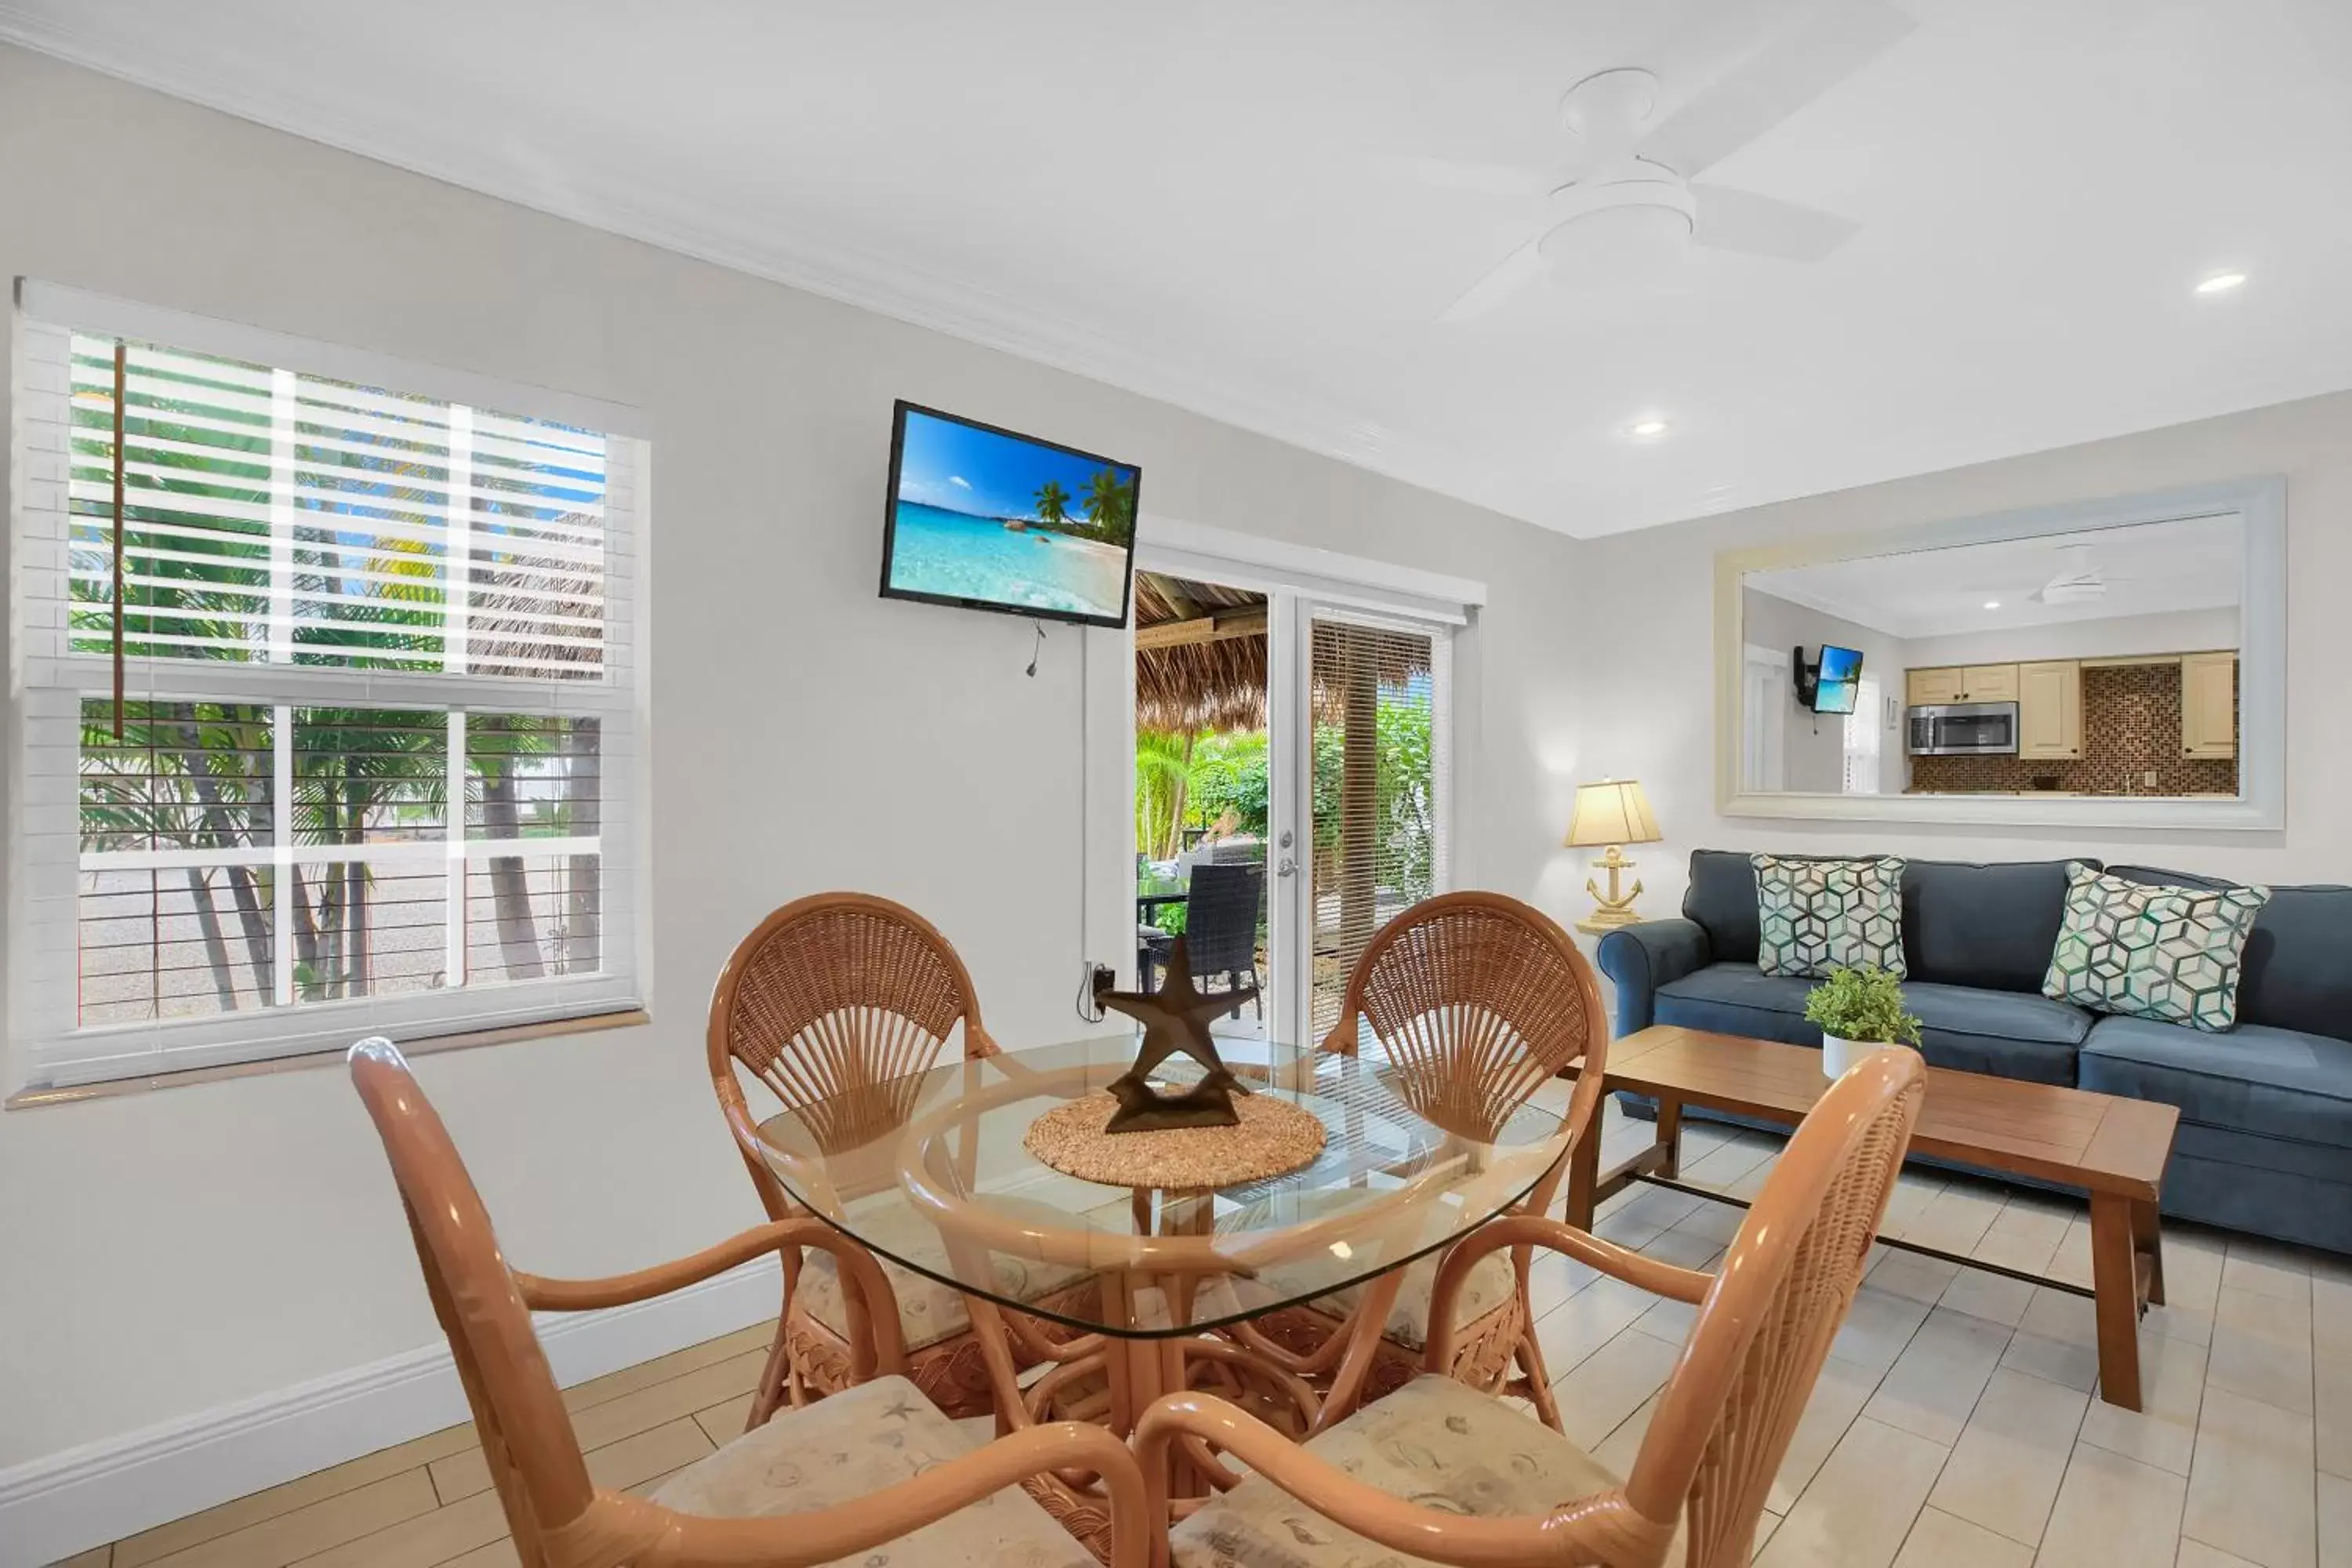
[0,9,1549,534]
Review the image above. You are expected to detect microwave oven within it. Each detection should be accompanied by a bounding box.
[1907,701,2019,756]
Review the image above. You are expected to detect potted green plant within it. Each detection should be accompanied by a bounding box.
[1802,967,1924,1079]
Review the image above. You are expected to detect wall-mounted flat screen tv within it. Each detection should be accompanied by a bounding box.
[1812,644,1864,714]
[879,401,1142,629]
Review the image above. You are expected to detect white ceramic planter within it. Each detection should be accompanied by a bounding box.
[1820,1033,1918,1078]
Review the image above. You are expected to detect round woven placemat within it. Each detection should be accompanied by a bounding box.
[1023,1091,1327,1189]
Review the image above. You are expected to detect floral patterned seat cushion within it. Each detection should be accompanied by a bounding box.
[1306,1248,1517,1350]
[651,1374,1092,1568]
[795,1204,1093,1352]
[1169,1373,1630,1568]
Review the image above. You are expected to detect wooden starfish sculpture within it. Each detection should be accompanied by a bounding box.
[1092,937,1257,1132]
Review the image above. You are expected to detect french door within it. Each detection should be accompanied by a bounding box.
[1265,601,1452,1047]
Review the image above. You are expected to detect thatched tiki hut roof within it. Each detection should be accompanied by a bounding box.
[1133,571,1431,735]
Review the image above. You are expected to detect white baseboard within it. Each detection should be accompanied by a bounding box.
[0,1257,782,1568]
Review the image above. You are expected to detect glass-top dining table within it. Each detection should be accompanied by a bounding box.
[750,1032,1569,1530]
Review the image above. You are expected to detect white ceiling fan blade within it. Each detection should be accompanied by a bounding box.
[1689,183,1857,261]
[1382,154,1555,199]
[1438,235,1546,323]
[1638,0,1917,177]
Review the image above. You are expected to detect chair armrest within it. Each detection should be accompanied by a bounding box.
[514,1218,906,1376]
[577,1420,1149,1568]
[1594,918,1711,1035]
[1138,1393,1657,1567]
[1424,1214,1713,1373]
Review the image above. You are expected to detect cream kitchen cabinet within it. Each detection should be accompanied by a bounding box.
[2017,660,2083,759]
[1905,664,2018,706]
[2180,652,2238,758]
[1907,667,1965,705]
[1962,664,2020,702]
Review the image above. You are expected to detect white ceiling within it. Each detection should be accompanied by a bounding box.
[1747,514,2243,638]
[9,0,2352,538]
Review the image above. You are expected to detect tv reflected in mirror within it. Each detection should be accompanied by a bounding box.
[1812,644,1864,714]
[880,401,1142,629]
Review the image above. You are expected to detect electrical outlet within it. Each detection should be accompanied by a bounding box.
[2143,770,2158,789]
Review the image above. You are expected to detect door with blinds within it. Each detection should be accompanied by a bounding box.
[1285,611,1450,1042]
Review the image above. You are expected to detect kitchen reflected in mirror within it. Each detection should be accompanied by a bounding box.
[1715,478,2284,829]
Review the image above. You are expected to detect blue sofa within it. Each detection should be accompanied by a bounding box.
[1596,850,2352,1255]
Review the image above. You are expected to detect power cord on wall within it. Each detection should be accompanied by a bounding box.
[1063,622,1112,1022]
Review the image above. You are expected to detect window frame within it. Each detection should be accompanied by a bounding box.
[7,281,653,1096]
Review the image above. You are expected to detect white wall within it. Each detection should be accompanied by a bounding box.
[1577,390,2352,916]
[1739,587,1907,794]
[0,45,1588,1477]
[1901,606,2240,670]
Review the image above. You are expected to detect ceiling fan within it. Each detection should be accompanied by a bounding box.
[1415,0,1916,321]
[2034,544,2118,606]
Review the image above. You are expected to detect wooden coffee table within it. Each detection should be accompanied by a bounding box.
[1566,1025,2180,1410]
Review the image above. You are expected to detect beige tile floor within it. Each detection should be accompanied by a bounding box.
[52,1101,2352,1568]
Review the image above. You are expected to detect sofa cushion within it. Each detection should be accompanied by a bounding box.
[2078,1014,2352,1150]
[2108,866,2352,1044]
[1680,851,2096,992]
[1904,858,2085,993]
[2045,862,2271,1032]
[1753,855,1907,978]
[1684,848,1766,964]
[1654,963,2092,1084]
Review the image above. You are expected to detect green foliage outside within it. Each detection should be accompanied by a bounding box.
[1802,967,1923,1046]
[67,337,596,1014]
[1134,694,1436,898]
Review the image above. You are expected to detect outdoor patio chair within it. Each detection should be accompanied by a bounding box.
[1181,862,1264,1017]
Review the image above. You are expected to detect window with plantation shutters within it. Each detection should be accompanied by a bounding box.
[1307,615,1450,1037]
[9,282,647,1092]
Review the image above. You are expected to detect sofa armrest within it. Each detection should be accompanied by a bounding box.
[1595,918,1712,1035]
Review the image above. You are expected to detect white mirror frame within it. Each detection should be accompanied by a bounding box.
[1715,476,2285,831]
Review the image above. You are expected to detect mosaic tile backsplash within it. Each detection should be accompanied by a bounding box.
[1909,662,2238,796]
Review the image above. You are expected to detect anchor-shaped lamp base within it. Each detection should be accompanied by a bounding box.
[1574,844,1647,935]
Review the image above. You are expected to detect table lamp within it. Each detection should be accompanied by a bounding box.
[1566,779,1662,935]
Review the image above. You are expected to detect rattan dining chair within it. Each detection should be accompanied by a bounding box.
[1229,891,1611,1429]
[708,892,1096,1425]
[348,1037,1148,1568]
[1141,1047,1928,1568]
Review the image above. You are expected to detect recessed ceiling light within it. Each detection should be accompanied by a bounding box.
[2195,271,2248,295]
[1984,600,2002,610]
[1628,418,1670,438]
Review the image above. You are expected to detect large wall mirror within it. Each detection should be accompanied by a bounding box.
[1715,478,2285,829]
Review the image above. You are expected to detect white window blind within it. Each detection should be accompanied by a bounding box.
[1842,676,1883,796]
[10,283,648,1090]
[1307,615,1450,1037]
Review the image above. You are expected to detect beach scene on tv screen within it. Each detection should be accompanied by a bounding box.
[887,408,1138,619]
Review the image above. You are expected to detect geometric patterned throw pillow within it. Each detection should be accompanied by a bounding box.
[2042,860,2270,1032]
[1751,854,1908,979]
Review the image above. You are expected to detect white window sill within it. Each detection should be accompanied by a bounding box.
[4,1007,651,1109]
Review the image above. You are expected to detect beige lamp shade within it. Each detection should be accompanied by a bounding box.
[1566,779,1662,848]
